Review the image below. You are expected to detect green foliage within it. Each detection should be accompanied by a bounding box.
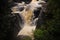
[22,36,32,40]
[34,0,60,40]
[34,29,54,40]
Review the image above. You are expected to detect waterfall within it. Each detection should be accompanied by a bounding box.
[11,0,46,25]
[11,0,46,38]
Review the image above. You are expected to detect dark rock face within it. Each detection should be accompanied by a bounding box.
[19,7,24,11]
[13,0,32,4]
[33,8,41,19]
[0,14,22,40]
[36,2,47,29]
[36,11,46,29]
[22,0,32,4]
[0,0,22,40]
[33,6,46,28]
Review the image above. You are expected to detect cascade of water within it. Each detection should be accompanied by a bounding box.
[11,0,46,38]
[11,0,46,26]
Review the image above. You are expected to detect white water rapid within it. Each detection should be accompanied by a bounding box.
[11,0,46,39]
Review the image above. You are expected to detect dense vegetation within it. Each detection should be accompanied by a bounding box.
[34,0,60,40]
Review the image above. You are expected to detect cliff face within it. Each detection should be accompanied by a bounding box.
[0,0,22,40]
[36,1,47,29]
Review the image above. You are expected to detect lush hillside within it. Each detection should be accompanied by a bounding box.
[34,0,60,40]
